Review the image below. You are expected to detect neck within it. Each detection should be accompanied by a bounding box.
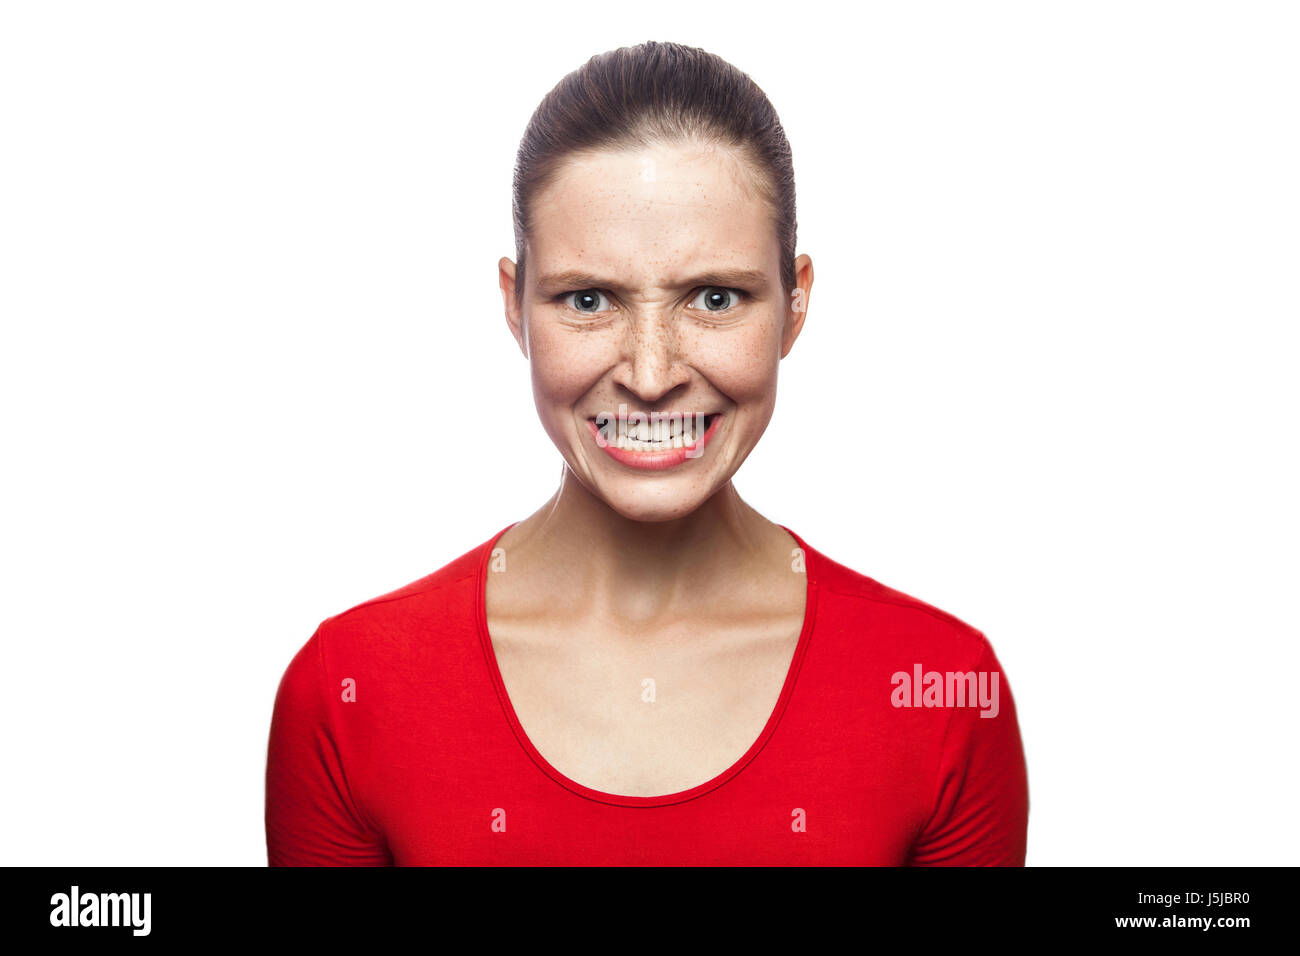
[500,465,787,623]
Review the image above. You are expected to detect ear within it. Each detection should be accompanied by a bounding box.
[780,253,814,359]
[498,256,528,358]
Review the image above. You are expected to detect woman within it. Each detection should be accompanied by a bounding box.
[265,40,1029,865]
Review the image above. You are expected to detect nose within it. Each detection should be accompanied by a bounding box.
[612,310,691,404]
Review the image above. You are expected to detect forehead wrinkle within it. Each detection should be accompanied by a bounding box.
[535,201,769,252]
[533,228,777,295]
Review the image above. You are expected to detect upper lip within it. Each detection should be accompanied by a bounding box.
[586,411,721,421]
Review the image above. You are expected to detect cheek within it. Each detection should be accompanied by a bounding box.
[527,322,614,408]
[682,319,783,405]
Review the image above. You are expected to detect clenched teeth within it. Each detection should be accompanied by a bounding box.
[594,413,714,449]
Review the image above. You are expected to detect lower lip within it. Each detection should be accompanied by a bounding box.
[586,415,722,471]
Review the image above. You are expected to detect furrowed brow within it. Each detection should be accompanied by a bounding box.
[535,268,770,294]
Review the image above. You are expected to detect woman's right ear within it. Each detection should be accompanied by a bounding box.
[498,257,528,358]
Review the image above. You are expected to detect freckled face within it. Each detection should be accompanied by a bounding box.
[519,143,794,523]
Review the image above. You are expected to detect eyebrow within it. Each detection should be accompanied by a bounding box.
[535,268,771,294]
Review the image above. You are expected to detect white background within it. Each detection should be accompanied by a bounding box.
[2,0,1296,866]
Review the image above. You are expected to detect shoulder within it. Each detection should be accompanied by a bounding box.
[797,534,994,671]
[306,525,506,671]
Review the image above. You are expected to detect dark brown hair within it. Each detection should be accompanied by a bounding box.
[510,40,797,307]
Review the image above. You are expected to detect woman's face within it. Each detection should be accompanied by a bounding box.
[499,141,812,523]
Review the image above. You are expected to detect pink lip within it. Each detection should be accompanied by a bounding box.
[585,414,722,471]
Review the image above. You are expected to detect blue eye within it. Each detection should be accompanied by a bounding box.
[690,287,743,311]
[565,289,611,313]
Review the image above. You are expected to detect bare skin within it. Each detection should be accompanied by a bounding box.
[492,141,815,797]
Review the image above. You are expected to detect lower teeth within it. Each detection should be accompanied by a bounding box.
[620,436,691,451]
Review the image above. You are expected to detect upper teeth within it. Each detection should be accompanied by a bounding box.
[597,414,710,447]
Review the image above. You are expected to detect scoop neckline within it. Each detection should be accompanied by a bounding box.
[474,520,820,808]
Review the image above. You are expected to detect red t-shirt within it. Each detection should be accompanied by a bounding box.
[265,524,1029,865]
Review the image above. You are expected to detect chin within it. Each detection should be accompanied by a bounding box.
[595,482,717,524]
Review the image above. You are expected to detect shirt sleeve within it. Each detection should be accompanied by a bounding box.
[264,626,392,866]
[907,635,1030,866]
